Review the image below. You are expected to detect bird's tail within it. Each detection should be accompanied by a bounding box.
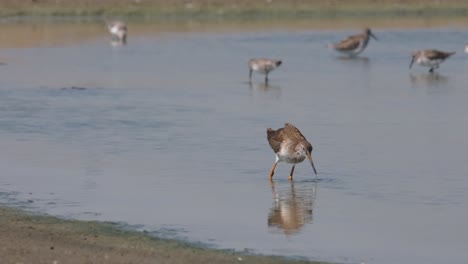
[442,51,456,59]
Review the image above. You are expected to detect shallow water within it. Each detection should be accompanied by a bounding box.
[1,21,468,264]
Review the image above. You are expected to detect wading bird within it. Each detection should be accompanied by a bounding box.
[409,49,455,73]
[267,123,317,181]
[329,28,377,56]
[249,58,282,84]
[107,21,127,45]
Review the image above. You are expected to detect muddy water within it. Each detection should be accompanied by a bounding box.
[1,19,468,264]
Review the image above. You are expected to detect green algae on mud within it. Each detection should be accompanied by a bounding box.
[1,0,468,19]
[0,205,329,264]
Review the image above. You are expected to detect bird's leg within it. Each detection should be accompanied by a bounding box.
[288,164,296,181]
[265,73,269,84]
[429,67,434,73]
[269,161,278,181]
[249,69,253,82]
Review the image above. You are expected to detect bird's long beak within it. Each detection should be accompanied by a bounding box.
[409,56,415,69]
[307,153,317,175]
[370,32,378,41]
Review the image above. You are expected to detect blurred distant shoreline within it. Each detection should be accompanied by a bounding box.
[0,0,468,19]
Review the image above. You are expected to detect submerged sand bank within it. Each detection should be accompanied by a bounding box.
[0,206,327,264]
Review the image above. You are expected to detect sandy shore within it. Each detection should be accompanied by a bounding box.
[0,206,327,264]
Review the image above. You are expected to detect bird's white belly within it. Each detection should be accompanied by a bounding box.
[276,148,305,164]
[418,57,442,67]
[110,27,120,35]
[341,45,364,56]
[337,40,367,56]
[252,65,268,74]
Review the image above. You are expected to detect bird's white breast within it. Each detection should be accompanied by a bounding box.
[252,64,269,74]
[276,145,305,164]
[110,26,120,35]
[417,57,442,67]
[251,64,261,71]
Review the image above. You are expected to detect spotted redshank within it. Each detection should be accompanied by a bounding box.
[107,21,127,44]
[249,58,282,84]
[267,123,317,181]
[328,28,377,56]
[409,49,455,73]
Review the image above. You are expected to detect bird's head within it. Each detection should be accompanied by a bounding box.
[298,141,317,175]
[364,28,378,41]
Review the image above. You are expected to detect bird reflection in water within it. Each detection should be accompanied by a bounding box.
[248,81,281,91]
[248,81,282,98]
[268,181,317,235]
[409,73,449,85]
[409,73,451,92]
[336,55,370,65]
[110,40,126,47]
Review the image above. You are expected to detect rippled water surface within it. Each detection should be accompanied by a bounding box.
[1,21,468,264]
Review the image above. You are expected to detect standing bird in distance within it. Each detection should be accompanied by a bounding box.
[249,58,282,84]
[409,49,455,73]
[267,123,317,181]
[328,28,377,57]
[107,21,127,45]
